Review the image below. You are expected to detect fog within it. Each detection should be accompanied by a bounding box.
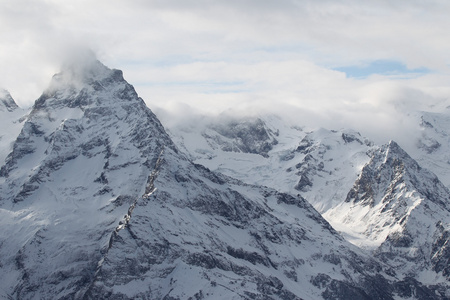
[1,0,450,150]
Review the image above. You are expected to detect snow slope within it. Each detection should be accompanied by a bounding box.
[167,115,374,212]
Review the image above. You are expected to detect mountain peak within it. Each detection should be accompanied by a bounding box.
[55,53,118,86]
[34,57,130,111]
[0,89,19,112]
[40,50,124,100]
[386,139,405,155]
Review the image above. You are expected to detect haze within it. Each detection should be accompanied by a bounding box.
[1,0,449,146]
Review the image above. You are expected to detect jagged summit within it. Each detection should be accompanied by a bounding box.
[0,59,179,297]
[345,139,448,209]
[0,89,19,112]
[0,57,173,193]
[34,57,130,111]
[322,139,450,285]
[59,49,110,82]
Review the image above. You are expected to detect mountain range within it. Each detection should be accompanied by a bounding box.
[0,58,448,299]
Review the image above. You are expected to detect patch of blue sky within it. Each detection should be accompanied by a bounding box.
[334,60,429,78]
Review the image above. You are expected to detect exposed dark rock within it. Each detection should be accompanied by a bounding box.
[417,137,441,154]
[294,175,313,192]
[206,117,278,157]
[341,132,363,145]
[385,230,413,248]
[393,277,443,300]
[431,222,450,277]
[227,246,270,267]
[0,89,19,112]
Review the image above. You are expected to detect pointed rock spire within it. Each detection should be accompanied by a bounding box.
[33,51,132,111]
[0,89,19,112]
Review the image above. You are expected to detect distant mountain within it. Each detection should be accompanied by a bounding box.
[0,88,19,112]
[1,59,441,299]
[167,113,450,297]
[412,110,450,188]
[0,89,27,166]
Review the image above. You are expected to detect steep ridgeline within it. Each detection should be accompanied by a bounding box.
[0,60,441,299]
[325,141,450,290]
[0,59,176,299]
[0,88,19,112]
[0,89,27,165]
[170,114,280,160]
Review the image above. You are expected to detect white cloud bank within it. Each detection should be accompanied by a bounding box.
[1,0,449,146]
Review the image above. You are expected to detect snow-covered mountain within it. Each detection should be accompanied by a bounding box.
[167,113,450,296]
[0,89,27,166]
[0,57,176,298]
[326,141,450,283]
[3,59,445,299]
[167,115,374,212]
[0,88,19,112]
[412,110,450,188]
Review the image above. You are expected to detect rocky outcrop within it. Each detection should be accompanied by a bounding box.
[204,117,278,157]
[0,89,19,112]
[339,141,450,288]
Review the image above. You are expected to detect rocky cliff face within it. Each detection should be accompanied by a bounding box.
[0,88,19,112]
[0,59,449,299]
[326,140,450,289]
[0,89,27,166]
[205,117,279,157]
[288,129,373,212]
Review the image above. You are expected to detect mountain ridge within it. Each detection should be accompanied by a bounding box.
[0,59,448,299]
[167,112,450,296]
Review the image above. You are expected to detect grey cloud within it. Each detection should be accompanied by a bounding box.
[1,0,450,152]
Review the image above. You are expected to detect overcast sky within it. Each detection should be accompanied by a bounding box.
[1,0,450,144]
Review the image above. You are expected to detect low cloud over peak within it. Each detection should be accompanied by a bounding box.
[1,0,449,151]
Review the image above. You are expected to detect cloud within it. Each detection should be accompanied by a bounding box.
[0,0,450,152]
